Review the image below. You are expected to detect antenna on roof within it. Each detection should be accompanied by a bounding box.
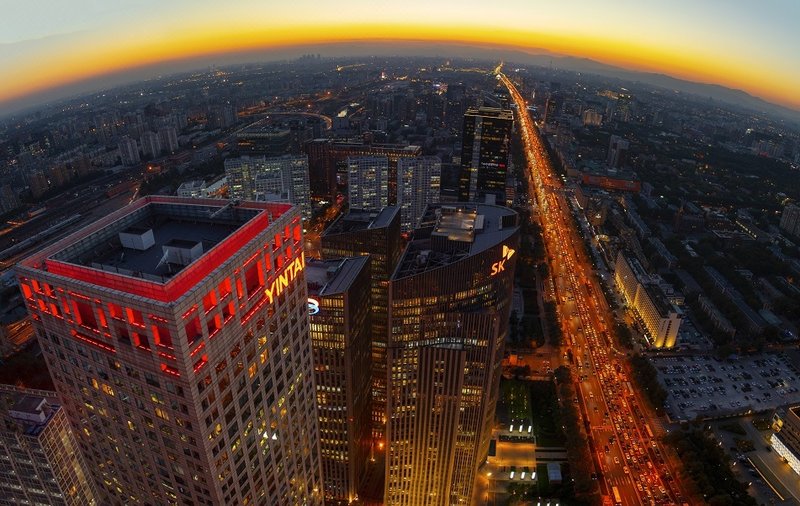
[155,249,170,271]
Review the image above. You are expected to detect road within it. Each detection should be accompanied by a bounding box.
[500,70,688,506]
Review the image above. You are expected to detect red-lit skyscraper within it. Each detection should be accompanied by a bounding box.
[16,197,322,505]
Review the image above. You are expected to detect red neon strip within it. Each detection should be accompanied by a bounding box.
[40,198,294,303]
[190,341,206,357]
[161,363,181,377]
[72,331,116,354]
[181,305,198,320]
[241,294,267,325]
[158,351,177,361]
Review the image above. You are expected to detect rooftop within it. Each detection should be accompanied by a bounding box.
[0,385,60,438]
[393,204,518,279]
[51,201,252,282]
[20,196,293,303]
[306,256,369,297]
[323,206,399,236]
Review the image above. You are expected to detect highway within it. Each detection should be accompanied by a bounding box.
[499,70,687,506]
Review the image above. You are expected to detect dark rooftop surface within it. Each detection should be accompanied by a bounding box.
[50,200,259,283]
[323,206,399,236]
[306,256,369,296]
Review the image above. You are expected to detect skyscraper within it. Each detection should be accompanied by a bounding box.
[347,156,389,210]
[0,385,98,505]
[458,107,513,204]
[16,197,322,505]
[396,156,441,232]
[321,207,402,440]
[306,257,373,504]
[225,155,312,220]
[385,204,519,505]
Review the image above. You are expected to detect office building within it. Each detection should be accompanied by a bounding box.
[305,139,421,202]
[771,406,800,476]
[385,204,519,505]
[458,107,513,204]
[614,252,682,348]
[321,207,402,439]
[118,136,140,166]
[0,385,98,506]
[780,203,800,238]
[397,156,441,232]
[16,197,322,505]
[225,155,312,220]
[347,156,389,211]
[307,257,372,504]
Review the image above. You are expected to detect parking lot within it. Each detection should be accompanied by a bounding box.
[653,354,800,421]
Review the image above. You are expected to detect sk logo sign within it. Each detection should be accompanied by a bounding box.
[490,245,515,276]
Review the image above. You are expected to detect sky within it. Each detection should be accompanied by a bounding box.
[1,0,798,113]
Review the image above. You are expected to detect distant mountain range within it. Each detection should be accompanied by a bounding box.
[3,40,798,123]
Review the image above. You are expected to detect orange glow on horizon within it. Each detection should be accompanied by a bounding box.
[2,21,797,111]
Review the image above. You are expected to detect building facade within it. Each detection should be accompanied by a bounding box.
[16,197,322,505]
[0,385,98,506]
[118,136,140,166]
[347,156,389,211]
[458,107,513,204]
[396,156,441,232]
[771,406,800,476]
[306,257,373,504]
[224,155,312,220]
[385,204,519,505]
[304,139,421,202]
[614,252,682,348]
[321,207,402,440]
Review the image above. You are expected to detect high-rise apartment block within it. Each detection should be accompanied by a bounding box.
[458,107,513,204]
[225,155,312,220]
[118,136,140,166]
[16,197,322,505]
[321,207,402,439]
[780,203,800,238]
[159,126,180,154]
[347,156,389,210]
[396,156,441,232]
[305,139,421,202]
[0,184,21,213]
[607,135,630,168]
[0,385,98,506]
[385,204,519,505]
[306,257,372,504]
[140,131,162,159]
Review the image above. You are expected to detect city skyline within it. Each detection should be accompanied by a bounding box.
[2,0,799,116]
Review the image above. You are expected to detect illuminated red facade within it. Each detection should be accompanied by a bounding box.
[17,196,322,506]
